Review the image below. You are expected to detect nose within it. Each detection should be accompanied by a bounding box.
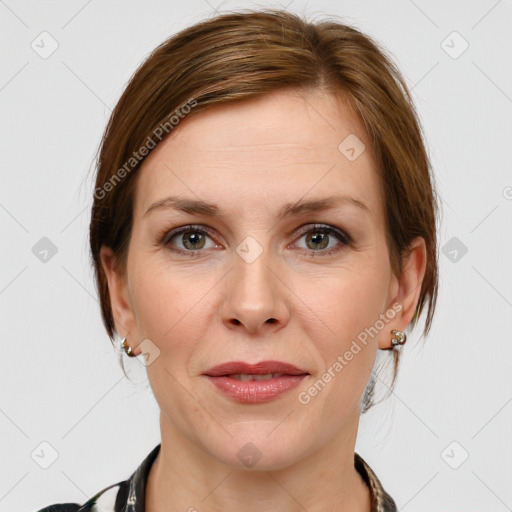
[221,243,290,334]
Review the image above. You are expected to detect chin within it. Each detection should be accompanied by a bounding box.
[210,430,308,471]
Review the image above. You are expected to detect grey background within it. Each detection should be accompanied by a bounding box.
[1,0,511,510]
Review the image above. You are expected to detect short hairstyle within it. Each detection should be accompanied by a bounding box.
[89,9,439,412]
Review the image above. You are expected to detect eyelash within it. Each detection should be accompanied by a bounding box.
[158,223,352,258]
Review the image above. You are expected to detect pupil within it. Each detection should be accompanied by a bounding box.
[308,232,328,250]
[185,232,204,249]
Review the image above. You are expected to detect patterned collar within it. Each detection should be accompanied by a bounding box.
[77,444,397,512]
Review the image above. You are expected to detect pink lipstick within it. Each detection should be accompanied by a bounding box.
[203,361,309,403]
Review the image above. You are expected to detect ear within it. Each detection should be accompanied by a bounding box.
[378,236,427,350]
[100,245,141,356]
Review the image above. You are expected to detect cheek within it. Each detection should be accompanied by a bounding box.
[300,270,384,420]
[295,258,389,413]
[130,255,209,338]
[303,261,390,347]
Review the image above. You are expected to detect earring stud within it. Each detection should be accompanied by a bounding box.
[390,329,406,346]
[121,337,136,357]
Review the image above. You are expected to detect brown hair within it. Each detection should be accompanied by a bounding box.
[89,8,439,412]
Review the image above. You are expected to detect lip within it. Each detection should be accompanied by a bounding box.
[204,360,308,377]
[203,360,309,404]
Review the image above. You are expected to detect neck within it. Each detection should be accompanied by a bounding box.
[146,408,371,512]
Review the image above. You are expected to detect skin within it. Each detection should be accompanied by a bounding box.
[101,88,426,512]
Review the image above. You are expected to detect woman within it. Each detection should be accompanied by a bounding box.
[37,8,438,512]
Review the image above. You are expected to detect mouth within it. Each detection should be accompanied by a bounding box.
[203,360,309,378]
[223,373,292,381]
[203,361,310,403]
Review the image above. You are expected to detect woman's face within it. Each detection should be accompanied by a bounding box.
[102,88,419,469]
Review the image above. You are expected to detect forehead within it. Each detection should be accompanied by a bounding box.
[133,89,382,218]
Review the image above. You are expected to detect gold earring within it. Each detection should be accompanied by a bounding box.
[390,329,407,347]
[121,338,136,357]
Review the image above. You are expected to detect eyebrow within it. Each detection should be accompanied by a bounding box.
[144,194,370,219]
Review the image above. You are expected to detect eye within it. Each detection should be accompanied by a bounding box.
[159,223,352,258]
[291,224,352,257]
[160,224,220,257]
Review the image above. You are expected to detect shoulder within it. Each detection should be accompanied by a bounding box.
[33,444,161,512]
[34,480,126,512]
[354,452,397,512]
[35,506,81,512]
